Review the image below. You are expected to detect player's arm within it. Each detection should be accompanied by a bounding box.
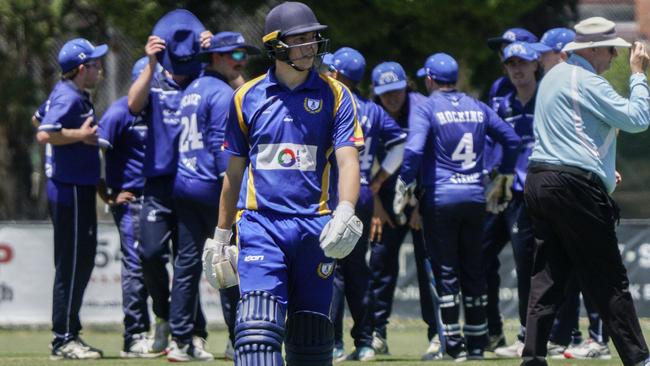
[128,36,165,114]
[37,96,97,146]
[483,103,520,174]
[371,106,406,194]
[217,156,246,229]
[335,146,361,206]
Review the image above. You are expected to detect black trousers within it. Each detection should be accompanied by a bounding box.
[521,166,648,366]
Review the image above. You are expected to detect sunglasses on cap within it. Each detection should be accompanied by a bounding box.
[229,51,248,62]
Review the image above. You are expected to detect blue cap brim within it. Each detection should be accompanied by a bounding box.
[200,44,261,55]
[322,53,334,67]
[90,44,109,59]
[529,42,552,54]
[504,54,539,62]
[374,80,407,95]
[416,68,426,78]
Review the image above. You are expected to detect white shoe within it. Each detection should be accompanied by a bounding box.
[371,332,389,355]
[167,337,214,362]
[151,318,170,354]
[346,346,376,362]
[120,332,162,358]
[224,339,234,360]
[333,346,346,362]
[50,339,102,360]
[421,335,441,360]
[563,338,611,360]
[494,339,524,358]
[547,341,566,359]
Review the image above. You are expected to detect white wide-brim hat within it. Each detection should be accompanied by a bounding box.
[562,16,631,52]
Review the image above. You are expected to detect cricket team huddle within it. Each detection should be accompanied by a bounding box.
[35,1,650,366]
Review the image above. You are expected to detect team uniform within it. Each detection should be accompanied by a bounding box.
[96,96,151,353]
[38,79,101,352]
[225,68,363,365]
[400,90,520,359]
[369,91,437,343]
[481,89,536,344]
[33,102,54,179]
[331,90,405,353]
[171,69,233,348]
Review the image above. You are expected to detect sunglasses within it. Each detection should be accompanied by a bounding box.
[229,51,248,62]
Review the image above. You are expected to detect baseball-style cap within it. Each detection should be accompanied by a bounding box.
[502,42,540,62]
[152,9,205,76]
[201,31,261,54]
[416,53,458,83]
[372,62,407,95]
[487,28,538,50]
[58,38,108,73]
[530,27,576,53]
[324,47,366,83]
[131,56,163,82]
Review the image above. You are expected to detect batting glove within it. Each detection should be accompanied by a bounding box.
[319,201,363,259]
[203,227,239,289]
[393,177,416,215]
[485,174,514,213]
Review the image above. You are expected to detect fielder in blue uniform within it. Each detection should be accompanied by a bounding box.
[127,9,212,360]
[481,42,540,358]
[324,47,406,362]
[202,3,364,366]
[396,52,521,361]
[96,57,162,358]
[367,61,438,358]
[36,38,107,360]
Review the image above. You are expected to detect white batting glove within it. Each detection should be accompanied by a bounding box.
[393,177,416,215]
[202,227,239,289]
[485,174,514,213]
[319,201,363,259]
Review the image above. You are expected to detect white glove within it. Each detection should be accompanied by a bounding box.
[319,201,363,259]
[393,177,416,215]
[202,227,239,289]
[485,174,514,214]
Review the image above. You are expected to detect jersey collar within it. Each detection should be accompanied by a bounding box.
[267,67,321,92]
[567,53,596,74]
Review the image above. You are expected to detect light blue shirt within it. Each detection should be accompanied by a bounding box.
[530,53,650,193]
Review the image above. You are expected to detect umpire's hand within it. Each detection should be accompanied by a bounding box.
[630,41,649,74]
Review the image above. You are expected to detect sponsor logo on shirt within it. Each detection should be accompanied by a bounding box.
[244,255,264,262]
[256,143,317,171]
[303,98,323,114]
[317,262,335,279]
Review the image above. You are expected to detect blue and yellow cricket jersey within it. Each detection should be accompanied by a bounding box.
[224,68,364,216]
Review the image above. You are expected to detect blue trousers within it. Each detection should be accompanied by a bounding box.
[331,189,373,348]
[48,181,97,348]
[368,191,436,340]
[110,194,151,346]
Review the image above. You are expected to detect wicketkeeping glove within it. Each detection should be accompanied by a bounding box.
[485,174,514,214]
[393,177,416,215]
[319,201,363,259]
[202,227,239,289]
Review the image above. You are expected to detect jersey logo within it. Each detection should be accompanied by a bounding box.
[317,262,334,279]
[378,71,399,85]
[256,143,317,171]
[304,98,323,114]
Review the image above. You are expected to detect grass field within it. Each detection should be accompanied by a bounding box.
[2,319,648,365]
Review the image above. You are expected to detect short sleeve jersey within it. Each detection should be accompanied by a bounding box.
[34,102,53,178]
[38,80,99,185]
[97,96,147,190]
[224,69,364,216]
[177,71,233,182]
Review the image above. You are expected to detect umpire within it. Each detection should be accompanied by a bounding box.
[522,17,650,366]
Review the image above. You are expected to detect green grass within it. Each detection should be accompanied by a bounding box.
[2,319,649,365]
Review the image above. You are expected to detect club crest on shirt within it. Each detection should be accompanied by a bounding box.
[304,98,323,114]
[317,262,335,279]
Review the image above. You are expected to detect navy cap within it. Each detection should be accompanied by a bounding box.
[502,42,540,62]
[201,31,261,54]
[487,28,538,50]
[325,47,366,83]
[372,62,407,95]
[58,38,108,73]
[530,27,576,53]
[416,53,458,83]
[264,2,327,38]
[152,9,205,76]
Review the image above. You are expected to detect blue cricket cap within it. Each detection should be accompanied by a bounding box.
[372,62,407,95]
[502,42,540,62]
[58,38,108,73]
[131,56,163,82]
[487,27,538,50]
[201,31,261,54]
[530,27,576,53]
[416,52,458,83]
[152,9,205,76]
[325,47,366,83]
